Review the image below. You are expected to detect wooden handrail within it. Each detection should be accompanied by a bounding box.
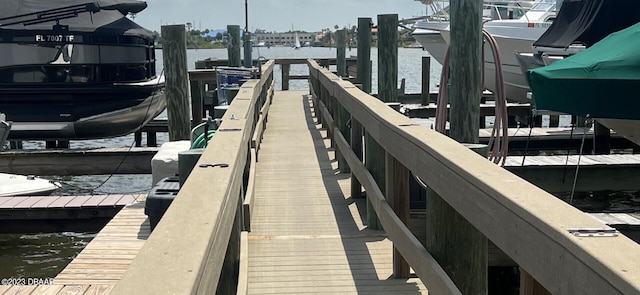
[110,60,275,295]
[308,59,640,294]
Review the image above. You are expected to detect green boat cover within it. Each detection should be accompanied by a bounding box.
[527,21,640,120]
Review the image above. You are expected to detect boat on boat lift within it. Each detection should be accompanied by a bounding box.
[0,0,166,140]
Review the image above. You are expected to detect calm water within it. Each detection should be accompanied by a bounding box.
[0,46,440,280]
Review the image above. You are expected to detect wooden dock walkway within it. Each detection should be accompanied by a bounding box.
[0,195,148,294]
[247,90,427,294]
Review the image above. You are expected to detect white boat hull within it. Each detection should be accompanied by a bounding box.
[441,25,545,103]
[0,173,58,197]
[412,28,448,65]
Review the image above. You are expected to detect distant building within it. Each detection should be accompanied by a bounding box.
[252,32,314,46]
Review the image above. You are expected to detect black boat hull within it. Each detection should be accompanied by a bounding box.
[0,79,166,140]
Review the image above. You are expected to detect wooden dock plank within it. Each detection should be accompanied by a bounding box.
[32,196,61,208]
[47,196,76,208]
[0,197,29,209]
[52,195,149,290]
[64,196,89,208]
[98,195,124,207]
[114,195,135,206]
[247,90,427,294]
[28,285,65,295]
[81,196,109,207]
[3,285,38,295]
[12,196,45,209]
[0,197,15,207]
[57,285,88,294]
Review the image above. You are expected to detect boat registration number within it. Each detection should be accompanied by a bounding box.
[35,34,75,42]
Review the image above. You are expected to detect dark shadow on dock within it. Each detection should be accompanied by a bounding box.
[300,94,424,294]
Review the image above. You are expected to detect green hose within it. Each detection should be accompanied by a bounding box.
[191,130,216,149]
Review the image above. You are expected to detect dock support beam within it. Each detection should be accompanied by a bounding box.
[227,25,241,67]
[593,121,611,155]
[161,24,191,141]
[350,118,363,199]
[386,153,410,278]
[426,145,488,294]
[281,64,290,90]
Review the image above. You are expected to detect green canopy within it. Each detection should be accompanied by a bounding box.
[527,21,640,120]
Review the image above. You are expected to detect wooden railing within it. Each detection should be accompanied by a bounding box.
[308,59,640,294]
[110,60,275,295]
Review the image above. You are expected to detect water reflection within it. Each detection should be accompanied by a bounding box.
[0,232,95,279]
[557,190,640,213]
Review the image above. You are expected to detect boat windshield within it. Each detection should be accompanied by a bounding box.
[530,0,556,12]
[0,38,156,84]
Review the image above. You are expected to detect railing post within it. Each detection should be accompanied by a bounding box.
[227,25,241,67]
[216,187,243,294]
[421,56,431,106]
[320,82,328,131]
[364,133,383,229]
[350,118,363,199]
[385,152,410,278]
[426,144,488,294]
[161,24,191,141]
[281,64,290,90]
[337,99,350,173]
[329,92,337,150]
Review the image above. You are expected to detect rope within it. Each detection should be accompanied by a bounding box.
[569,118,591,204]
[434,29,509,165]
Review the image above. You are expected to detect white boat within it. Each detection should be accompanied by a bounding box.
[293,32,301,49]
[0,173,58,197]
[412,0,538,65]
[521,0,640,146]
[478,0,557,102]
[437,0,556,102]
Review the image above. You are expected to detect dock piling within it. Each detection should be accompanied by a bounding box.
[426,144,488,294]
[227,25,241,67]
[421,56,431,106]
[161,24,191,141]
[364,14,399,230]
[356,18,372,93]
[336,29,347,78]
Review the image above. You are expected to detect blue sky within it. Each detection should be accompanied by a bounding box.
[134,0,428,32]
